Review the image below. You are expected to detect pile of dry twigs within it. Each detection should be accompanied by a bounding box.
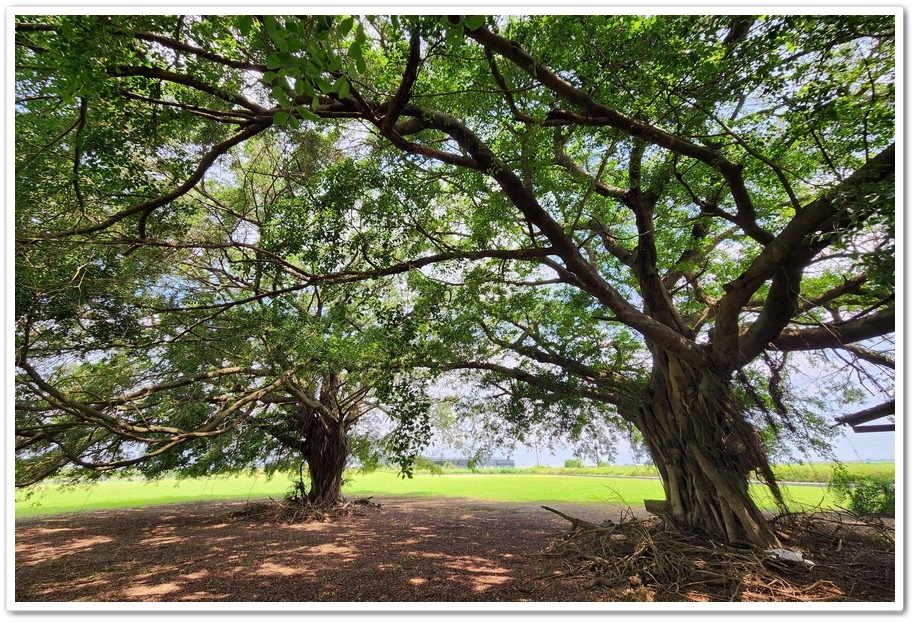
[541,506,895,602]
[228,496,382,524]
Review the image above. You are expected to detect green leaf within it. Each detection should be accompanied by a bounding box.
[315,76,333,93]
[312,15,333,41]
[294,78,314,97]
[296,105,320,121]
[271,85,291,108]
[264,16,288,52]
[446,23,463,46]
[347,40,363,61]
[263,14,281,35]
[463,15,485,30]
[337,16,354,37]
[237,15,254,36]
[274,110,290,126]
[266,54,284,70]
[333,75,350,99]
[304,60,322,78]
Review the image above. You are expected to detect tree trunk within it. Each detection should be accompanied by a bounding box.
[302,418,349,506]
[630,351,785,549]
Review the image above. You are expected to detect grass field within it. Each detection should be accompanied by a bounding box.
[13,463,868,519]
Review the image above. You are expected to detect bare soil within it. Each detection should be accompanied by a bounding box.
[14,496,895,604]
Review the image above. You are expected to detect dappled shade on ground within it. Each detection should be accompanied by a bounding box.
[15,498,893,603]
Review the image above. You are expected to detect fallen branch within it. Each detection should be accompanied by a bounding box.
[541,505,605,530]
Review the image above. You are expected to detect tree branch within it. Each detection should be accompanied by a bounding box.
[434,361,623,406]
[478,321,630,389]
[380,27,421,132]
[145,246,557,313]
[768,307,894,352]
[484,46,538,124]
[714,143,895,368]
[25,122,270,240]
[552,129,628,200]
[130,29,266,72]
[93,366,257,407]
[837,343,895,369]
[391,102,706,362]
[464,26,722,165]
[108,65,268,113]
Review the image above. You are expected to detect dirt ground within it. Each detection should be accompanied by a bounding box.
[14,496,895,605]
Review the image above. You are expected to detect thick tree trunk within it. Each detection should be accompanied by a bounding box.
[302,419,349,506]
[630,351,784,549]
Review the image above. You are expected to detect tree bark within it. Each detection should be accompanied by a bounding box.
[299,413,349,507]
[268,399,351,507]
[628,351,784,549]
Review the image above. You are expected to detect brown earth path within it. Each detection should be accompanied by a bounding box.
[13,496,895,606]
[14,496,637,604]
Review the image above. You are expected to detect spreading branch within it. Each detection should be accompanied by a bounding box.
[768,307,895,352]
[713,143,895,369]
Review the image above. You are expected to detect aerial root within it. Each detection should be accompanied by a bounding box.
[540,507,894,602]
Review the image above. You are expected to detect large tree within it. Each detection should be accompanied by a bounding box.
[14,14,895,546]
[14,94,431,504]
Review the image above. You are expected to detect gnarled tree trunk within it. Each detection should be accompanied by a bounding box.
[628,351,785,549]
[302,417,349,506]
[267,384,353,508]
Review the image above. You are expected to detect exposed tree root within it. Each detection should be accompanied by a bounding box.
[228,496,382,524]
[541,507,894,602]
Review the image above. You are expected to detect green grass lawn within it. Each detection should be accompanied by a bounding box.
[14,468,845,519]
[14,474,292,519]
